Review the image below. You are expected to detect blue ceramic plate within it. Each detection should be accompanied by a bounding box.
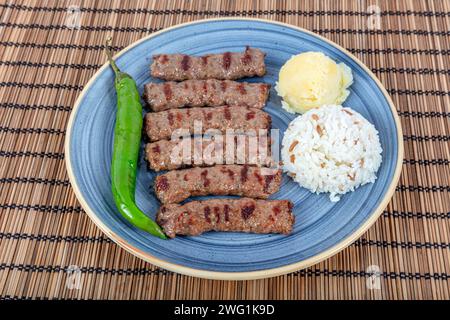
[66,18,403,280]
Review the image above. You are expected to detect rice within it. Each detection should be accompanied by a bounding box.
[281,104,382,202]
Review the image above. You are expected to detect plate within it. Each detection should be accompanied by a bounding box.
[65,18,403,280]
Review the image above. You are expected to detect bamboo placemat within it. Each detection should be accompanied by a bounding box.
[0,0,449,300]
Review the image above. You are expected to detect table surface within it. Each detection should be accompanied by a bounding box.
[0,0,449,300]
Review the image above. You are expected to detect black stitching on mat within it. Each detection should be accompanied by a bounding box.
[0,41,124,51]
[2,42,449,56]
[313,29,450,36]
[383,210,450,219]
[4,60,450,76]
[0,204,82,213]
[0,4,449,17]
[0,60,101,70]
[371,67,450,75]
[0,102,72,112]
[0,232,110,243]
[1,232,448,249]
[0,177,70,186]
[0,82,83,91]
[354,239,449,249]
[0,22,162,33]
[0,204,448,220]
[398,111,450,118]
[8,83,448,96]
[396,185,450,192]
[291,269,449,280]
[0,151,65,159]
[0,263,169,275]
[0,22,448,36]
[0,106,448,120]
[1,263,447,280]
[388,89,450,96]
[0,295,72,300]
[4,128,448,143]
[348,48,450,55]
[0,127,66,135]
[404,135,450,142]
[403,159,449,166]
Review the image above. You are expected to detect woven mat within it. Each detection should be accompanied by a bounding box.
[0,0,449,300]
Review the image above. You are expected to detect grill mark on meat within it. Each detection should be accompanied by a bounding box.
[273,205,281,216]
[160,54,169,64]
[241,165,249,183]
[206,112,213,120]
[223,52,231,70]
[220,81,227,92]
[176,112,183,122]
[201,56,208,65]
[220,166,235,179]
[202,81,208,94]
[181,55,190,71]
[241,204,255,220]
[264,174,275,192]
[237,83,247,95]
[183,174,189,181]
[246,111,255,120]
[201,169,210,187]
[152,144,160,154]
[157,198,294,238]
[183,82,188,90]
[224,205,230,222]
[259,83,268,95]
[204,206,211,223]
[188,214,194,225]
[254,172,264,185]
[167,111,174,126]
[163,83,172,101]
[224,106,231,120]
[156,176,169,191]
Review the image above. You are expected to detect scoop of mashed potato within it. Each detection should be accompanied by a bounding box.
[276,52,353,114]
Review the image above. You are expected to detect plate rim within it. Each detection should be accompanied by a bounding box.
[65,17,404,280]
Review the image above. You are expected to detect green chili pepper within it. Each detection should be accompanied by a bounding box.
[105,38,166,239]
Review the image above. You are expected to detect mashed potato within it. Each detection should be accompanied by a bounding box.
[276,52,353,114]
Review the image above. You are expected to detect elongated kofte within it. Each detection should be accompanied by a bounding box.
[157,198,294,238]
[143,79,270,111]
[144,106,271,142]
[145,135,273,171]
[151,47,266,81]
[154,165,282,204]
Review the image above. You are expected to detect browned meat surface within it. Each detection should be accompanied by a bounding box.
[145,135,273,171]
[157,198,294,238]
[151,47,266,81]
[154,165,281,204]
[144,106,271,142]
[143,79,270,112]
